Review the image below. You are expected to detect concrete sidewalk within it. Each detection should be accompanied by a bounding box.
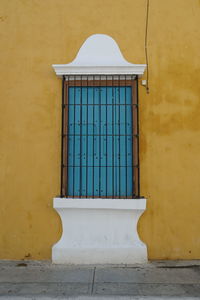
[0,260,199,299]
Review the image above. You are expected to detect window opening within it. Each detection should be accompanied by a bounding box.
[61,75,140,199]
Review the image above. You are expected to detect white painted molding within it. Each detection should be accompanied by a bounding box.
[52,198,147,264]
[52,34,146,76]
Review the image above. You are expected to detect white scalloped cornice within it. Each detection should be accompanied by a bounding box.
[52,34,146,77]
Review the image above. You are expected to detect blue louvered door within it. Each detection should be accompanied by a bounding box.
[67,85,133,198]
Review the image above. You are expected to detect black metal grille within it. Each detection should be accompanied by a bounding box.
[60,75,140,198]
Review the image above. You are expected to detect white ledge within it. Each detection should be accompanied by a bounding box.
[52,34,146,77]
[54,198,146,210]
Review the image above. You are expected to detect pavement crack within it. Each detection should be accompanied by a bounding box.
[91,266,96,295]
[157,265,200,269]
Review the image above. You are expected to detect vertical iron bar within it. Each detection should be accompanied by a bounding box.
[114,77,117,198]
[79,75,83,197]
[65,75,69,197]
[99,76,102,197]
[114,77,117,196]
[92,75,95,198]
[136,75,140,197]
[86,76,88,197]
[125,75,127,198]
[112,75,114,197]
[132,75,134,198]
[60,75,65,197]
[105,75,108,198]
[73,76,76,197]
[118,75,121,198]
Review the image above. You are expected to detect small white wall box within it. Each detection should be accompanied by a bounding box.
[142,80,147,86]
[52,34,147,264]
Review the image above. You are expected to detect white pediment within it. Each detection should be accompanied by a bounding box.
[52,34,146,76]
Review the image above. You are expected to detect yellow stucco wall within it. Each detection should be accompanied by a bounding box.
[0,0,200,260]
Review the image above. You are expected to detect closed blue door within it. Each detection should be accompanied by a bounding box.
[67,86,133,198]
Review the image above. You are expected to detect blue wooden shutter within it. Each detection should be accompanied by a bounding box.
[67,85,133,198]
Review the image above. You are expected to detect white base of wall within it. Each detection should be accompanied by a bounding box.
[52,198,147,264]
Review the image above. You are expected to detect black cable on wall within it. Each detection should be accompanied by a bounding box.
[145,0,150,94]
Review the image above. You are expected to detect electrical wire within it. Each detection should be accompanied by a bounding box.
[145,0,150,93]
